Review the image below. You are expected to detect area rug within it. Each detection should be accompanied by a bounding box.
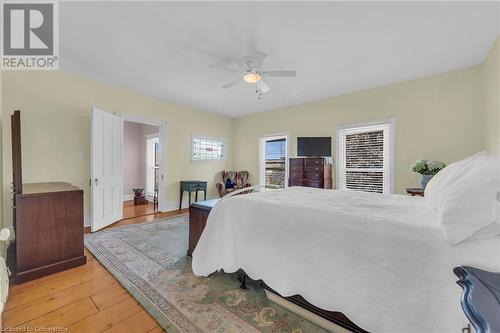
[84,216,329,333]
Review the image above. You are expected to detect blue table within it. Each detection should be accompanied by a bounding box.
[179,180,207,210]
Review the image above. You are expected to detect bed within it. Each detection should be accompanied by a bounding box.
[192,153,500,333]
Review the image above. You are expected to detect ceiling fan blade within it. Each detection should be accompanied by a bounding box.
[222,78,242,88]
[251,51,267,68]
[262,70,297,77]
[257,80,271,93]
[237,51,267,68]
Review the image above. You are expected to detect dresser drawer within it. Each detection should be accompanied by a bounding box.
[290,165,304,173]
[305,165,322,173]
[195,183,207,191]
[305,172,324,180]
[289,158,304,166]
[290,172,304,179]
[185,182,207,191]
[305,158,324,167]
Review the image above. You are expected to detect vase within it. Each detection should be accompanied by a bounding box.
[420,174,433,190]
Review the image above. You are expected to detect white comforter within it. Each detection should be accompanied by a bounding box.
[192,187,500,333]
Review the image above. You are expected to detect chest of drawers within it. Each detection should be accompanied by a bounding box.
[289,157,333,189]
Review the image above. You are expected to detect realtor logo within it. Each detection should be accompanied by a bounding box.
[1,1,59,70]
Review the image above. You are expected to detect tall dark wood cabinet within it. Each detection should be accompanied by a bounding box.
[10,111,86,283]
[289,157,333,189]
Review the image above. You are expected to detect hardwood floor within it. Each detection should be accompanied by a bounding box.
[122,200,157,220]
[4,209,188,333]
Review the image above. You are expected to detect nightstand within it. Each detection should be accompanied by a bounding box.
[405,188,424,197]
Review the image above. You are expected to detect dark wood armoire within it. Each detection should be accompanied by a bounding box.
[9,111,86,283]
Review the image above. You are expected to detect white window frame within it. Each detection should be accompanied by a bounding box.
[145,133,159,198]
[191,134,225,162]
[336,119,395,194]
[259,134,290,188]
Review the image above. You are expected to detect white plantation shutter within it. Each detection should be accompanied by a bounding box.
[337,121,394,194]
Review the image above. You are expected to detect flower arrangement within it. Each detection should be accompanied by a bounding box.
[132,188,144,197]
[411,159,445,175]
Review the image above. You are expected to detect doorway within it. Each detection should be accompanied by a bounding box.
[91,108,167,232]
[122,121,160,219]
[259,134,289,189]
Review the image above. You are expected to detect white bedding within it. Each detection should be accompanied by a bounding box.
[192,187,500,333]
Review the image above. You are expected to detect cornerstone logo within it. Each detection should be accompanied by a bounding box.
[1,1,59,70]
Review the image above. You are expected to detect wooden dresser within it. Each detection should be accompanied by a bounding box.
[10,111,86,283]
[289,157,333,189]
[15,183,86,283]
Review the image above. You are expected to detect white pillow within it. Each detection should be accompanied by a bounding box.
[439,154,500,244]
[425,151,489,211]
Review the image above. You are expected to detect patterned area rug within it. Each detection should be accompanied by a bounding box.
[84,216,329,333]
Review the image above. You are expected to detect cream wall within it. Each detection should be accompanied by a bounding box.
[1,70,233,228]
[233,66,484,194]
[483,37,500,154]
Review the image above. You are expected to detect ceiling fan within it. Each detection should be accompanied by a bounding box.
[211,51,297,100]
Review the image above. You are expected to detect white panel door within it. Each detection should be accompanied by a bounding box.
[91,107,123,232]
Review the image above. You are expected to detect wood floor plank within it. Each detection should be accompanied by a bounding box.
[14,297,98,331]
[148,326,166,333]
[90,285,131,310]
[67,298,141,333]
[102,309,159,333]
[4,275,118,327]
[7,265,109,310]
[10,259,102,296]
[123,201,157,220]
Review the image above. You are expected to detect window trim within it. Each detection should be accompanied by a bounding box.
[259,133,290,188]
[191,134,226,163]
[145,134,160,197]
[335,118,396,194]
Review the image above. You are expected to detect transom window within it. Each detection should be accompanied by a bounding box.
[192,136,224,161]
[337,120,394,194]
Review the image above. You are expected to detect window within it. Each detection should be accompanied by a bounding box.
[260,135,288,189]
[337,120,394,194]
[192,136,224,161]
[146,136,160,196]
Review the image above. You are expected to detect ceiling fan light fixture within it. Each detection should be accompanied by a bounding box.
[243,72,261,83]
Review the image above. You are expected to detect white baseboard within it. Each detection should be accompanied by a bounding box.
[123,194,134,201]
[84,215,91,227]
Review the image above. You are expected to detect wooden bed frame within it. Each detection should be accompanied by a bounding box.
[454,266,500,333]
[237,269,370,333]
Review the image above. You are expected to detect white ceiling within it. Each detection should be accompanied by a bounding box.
[60,1,500,117]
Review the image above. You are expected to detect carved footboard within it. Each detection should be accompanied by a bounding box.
[237,269,370,333]
[454,266,500,333]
